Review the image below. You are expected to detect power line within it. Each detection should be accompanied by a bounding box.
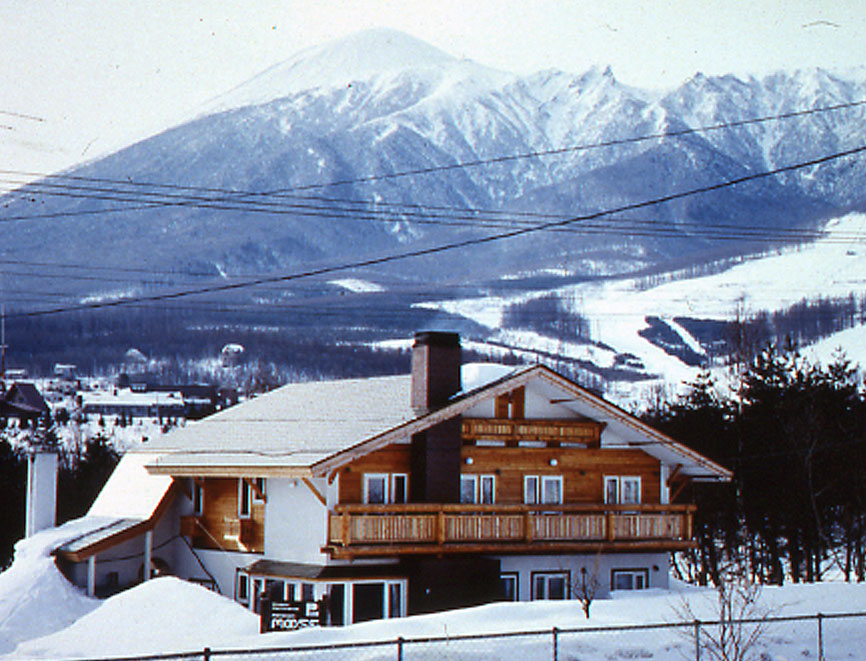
[8,144,866,319]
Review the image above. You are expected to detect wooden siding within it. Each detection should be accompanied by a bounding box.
[337,429,662,506]
[460,446,661,505]
[183,478,265,553]
[326,503,695,558]
[339,445,412,503]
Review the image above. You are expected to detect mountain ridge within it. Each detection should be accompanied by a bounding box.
[2,29,866,388]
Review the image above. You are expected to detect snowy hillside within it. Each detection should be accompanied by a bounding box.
[421,213,866,398]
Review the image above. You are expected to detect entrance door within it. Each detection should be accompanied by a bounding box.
[353,583,385,623]
[328,584,345,626]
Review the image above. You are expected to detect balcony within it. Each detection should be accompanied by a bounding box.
[462,418,603,445]
[325,503,695,559]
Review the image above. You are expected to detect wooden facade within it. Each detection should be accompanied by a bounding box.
[181,477,265,553]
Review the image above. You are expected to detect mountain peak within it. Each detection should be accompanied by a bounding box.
[206,29,459,112]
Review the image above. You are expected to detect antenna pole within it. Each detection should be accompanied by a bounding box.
[1,304,6,382]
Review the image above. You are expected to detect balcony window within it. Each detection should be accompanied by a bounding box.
[461,474,496,504]
[524,475,563,505]
[604,476,641,505]
[238,479,252,518]
[363,473,408,504]
[192,480,204,516]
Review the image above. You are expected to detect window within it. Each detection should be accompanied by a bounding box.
[388,582,403,618]
[236,572,249,604]
[500,572,518,601]
[391,474,408,504]
[611,569,648,591]
[364,473,408,504]
[238,479,252,518]
[524,475,563,505]
[480,475,495,504]
[192,480,204,516]
[532,571,569,600]
[460,475,477,504]
[252,477,266,503]
[461,474,496,504]
[365,474,388,504]
[604,476,641,505]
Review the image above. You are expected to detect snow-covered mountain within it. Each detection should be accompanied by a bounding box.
[2,29,866,389]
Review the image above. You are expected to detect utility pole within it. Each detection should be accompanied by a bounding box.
[0,303,7,389]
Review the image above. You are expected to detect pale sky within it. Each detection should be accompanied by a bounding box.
[2,1,864,180]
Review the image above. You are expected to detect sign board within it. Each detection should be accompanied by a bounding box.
[261,599,324,633]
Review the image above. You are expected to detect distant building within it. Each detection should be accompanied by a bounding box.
[53,364,78,380]
[0,382,50,424]
[80,389,185,421]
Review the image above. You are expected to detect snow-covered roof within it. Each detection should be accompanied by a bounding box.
[89,453,174,519]
[145,374,416,474]
[143,363,729,481]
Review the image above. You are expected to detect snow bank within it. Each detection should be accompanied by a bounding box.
[7,576,866,659]
[10,577,258,660]
[0,519,105,655]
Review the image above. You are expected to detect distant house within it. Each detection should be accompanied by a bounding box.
[0,382,50,424]
[53,332,730,624]
[80,388,185,421]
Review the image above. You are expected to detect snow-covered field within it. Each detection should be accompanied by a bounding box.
[3,523,865,660]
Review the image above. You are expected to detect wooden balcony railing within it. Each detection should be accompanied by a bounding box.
[462,418,603,445]
[326,503,695,558]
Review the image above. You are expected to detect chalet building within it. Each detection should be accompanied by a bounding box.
[0,381,50,424]
[52,332,730,625]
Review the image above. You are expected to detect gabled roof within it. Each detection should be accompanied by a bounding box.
[145,374,416,476]
[313,364,731,481]
[0,381,49,417]
[144,364,731,482]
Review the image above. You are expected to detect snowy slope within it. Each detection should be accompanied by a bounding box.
[423,212,866,395]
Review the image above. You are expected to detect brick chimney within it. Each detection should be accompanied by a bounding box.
[411,331,462,414]
[410,332,463,503]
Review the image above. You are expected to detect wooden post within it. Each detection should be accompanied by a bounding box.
[817,612,824,661]
[87,555,96,597]
[143,530,153,581]
[437,510,446,545]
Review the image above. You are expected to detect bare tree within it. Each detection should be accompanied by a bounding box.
[674,565,771,661]
[570,554,602,619]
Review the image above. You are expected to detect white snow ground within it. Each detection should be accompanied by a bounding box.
[2,524,865,660]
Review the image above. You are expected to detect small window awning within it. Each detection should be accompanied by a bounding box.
[243,559,406,582]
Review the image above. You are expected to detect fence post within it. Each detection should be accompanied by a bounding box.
[397,635,404,661]
[694,620,701,661]
[817,613,824,661]
[552,626,559,661]
[203,647,211,661]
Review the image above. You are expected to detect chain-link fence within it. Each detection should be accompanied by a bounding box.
[62,611,866,661]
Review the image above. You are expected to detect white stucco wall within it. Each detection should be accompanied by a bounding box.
[263,477,329,565]
[498,552,670,600]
